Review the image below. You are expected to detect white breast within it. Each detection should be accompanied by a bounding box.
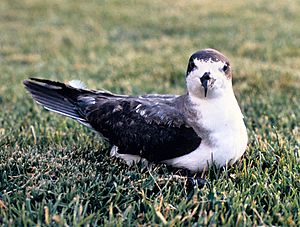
[163,93,248,172]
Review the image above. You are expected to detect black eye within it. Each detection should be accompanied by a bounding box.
[187,59,198,75]
[189,60,196,69]
[222,63,230,73]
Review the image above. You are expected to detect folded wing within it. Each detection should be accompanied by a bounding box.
[85,98,202,162]
[24,78,202,162]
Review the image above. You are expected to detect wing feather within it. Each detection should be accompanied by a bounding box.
[86,98,201,162]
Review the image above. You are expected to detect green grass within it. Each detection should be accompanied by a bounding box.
[0,0,300,225]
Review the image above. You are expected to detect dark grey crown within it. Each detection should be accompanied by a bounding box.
[186,49,230,76]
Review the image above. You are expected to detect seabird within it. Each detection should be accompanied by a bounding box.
[23,48,248,172]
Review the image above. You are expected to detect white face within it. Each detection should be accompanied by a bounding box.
[186,58,232,99]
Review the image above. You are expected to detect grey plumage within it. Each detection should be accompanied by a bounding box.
[24,78,201,162]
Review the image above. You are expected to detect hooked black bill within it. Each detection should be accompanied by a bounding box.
[200,72,211,97]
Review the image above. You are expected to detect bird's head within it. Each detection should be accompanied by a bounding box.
[186,48,233,99]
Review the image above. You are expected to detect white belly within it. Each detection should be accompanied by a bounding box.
[163,94,248,172]
[163,122,247,172]
[111,120,247,172]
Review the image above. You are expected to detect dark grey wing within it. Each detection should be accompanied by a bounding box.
[85,98,201,162]
[24,78,201,162]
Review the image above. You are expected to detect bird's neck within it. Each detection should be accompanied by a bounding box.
[185,90,244,136]
[188,88,238,109]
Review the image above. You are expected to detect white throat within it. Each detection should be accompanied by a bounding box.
[188,88,244,139]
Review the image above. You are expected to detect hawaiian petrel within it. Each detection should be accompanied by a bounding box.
[24,48,248,172]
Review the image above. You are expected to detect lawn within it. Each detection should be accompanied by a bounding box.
[0,0,299,225]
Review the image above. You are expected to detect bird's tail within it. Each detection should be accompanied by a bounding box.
[23,78,93,124]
